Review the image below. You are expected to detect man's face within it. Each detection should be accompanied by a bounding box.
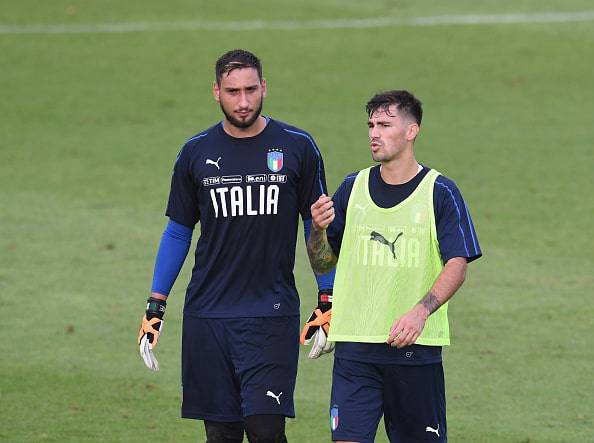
[367,105,419,163]
[214,67,266,129]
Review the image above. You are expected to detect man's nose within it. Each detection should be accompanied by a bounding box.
[239,91,249,108]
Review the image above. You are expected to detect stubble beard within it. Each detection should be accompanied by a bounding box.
[220,98,264,129]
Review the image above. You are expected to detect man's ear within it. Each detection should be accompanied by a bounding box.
[213,80,220,102]
[407,123,420,141]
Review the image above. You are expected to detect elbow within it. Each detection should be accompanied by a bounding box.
[310,258,335,276]
[313,263,332,276]
[447,256,467,286]
[458,260,467,286]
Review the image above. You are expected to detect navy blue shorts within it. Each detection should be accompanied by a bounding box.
[181,315,299,422]
[330,356,447,443]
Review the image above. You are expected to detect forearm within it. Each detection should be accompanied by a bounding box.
[151,219,193,296]
[387,257,467,347]
[306,228,338,275]
[417,257,467,317]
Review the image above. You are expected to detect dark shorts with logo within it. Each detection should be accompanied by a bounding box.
[330,356,447,442]
[181,315,299,422]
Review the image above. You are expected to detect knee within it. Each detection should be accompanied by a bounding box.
[204,420,244,443]
[245,414,287,443]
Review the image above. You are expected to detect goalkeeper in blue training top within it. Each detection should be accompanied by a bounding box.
[136,48,335,443]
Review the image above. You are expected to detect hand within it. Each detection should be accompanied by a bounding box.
[300,290,334,359]
[137,297,166,371]
[386,304,429,348]
[310,195,335,231]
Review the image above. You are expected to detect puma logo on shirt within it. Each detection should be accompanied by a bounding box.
[370,231,403,260]
[206,157,222,170]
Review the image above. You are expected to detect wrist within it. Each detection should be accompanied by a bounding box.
[146,297,167,319]
[312,223,326,233]
[151,292,168,301]
[414,303,430,320]
[318,289,333,312]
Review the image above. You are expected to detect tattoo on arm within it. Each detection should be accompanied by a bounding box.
[418,291,441,315]
[307,229,338,275]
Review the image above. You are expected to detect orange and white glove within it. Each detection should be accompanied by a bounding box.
[300,290,334,359]
[137,297,166,371]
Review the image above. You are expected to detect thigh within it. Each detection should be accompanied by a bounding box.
[204,420,245,443]
[330,357,384,443]
[244,414,287,443]
[181,317,243,422]
[231,316,300,418]
[383,363,446,443]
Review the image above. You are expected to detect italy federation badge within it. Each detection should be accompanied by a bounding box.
[267,149,283,172]
[330,405,339,431]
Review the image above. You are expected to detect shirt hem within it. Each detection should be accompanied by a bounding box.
[335,353,442,366]
[181,410,243,422]
[183,311,300,319]
[329,335,450,346]
[329,334,388,343]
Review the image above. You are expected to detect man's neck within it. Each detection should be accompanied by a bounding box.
[222,116,267,138]
[379,155,421,185]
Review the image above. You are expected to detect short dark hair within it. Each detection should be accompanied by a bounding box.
[366,90,423,126]
[215,49,263,84]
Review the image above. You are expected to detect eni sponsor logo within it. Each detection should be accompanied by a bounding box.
[246,174,267,183]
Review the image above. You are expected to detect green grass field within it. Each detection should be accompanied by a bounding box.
[2,1,594,441]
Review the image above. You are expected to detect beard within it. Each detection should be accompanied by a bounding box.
[219,97,264,129]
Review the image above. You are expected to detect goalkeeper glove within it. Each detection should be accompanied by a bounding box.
[300,289,334,359]
[137,297,166,371]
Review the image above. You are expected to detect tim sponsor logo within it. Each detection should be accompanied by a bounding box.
[203,176,221,186]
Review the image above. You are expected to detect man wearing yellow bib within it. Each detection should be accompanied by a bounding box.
[306,90,481,443]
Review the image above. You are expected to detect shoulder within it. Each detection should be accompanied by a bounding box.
[432,171,471,221]
[176,124,219,161]
[433,173,464,201]
[335,171,359,196]
[269,119,320,149]
[343,171,359,183]
[434,173,458,190]
[183,123,219,150]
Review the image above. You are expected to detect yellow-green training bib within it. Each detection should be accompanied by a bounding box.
[328,167,450,345]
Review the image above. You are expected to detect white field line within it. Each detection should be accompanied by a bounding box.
[1,11,594,35]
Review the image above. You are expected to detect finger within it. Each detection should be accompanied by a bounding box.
[140,337,153,367]
[148,350,160,371]
[397,330,417,348]
[387,328,404,345]
[311,195,331,209]
[312,205,334,221]
[391,328,412,348]
[319,199,334,210]
[309,330,323,359]
[387,321,403,343]
[389,318,404,336]
[408,331,421,346]
[317,211,335,227]
[312,199,334,215]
